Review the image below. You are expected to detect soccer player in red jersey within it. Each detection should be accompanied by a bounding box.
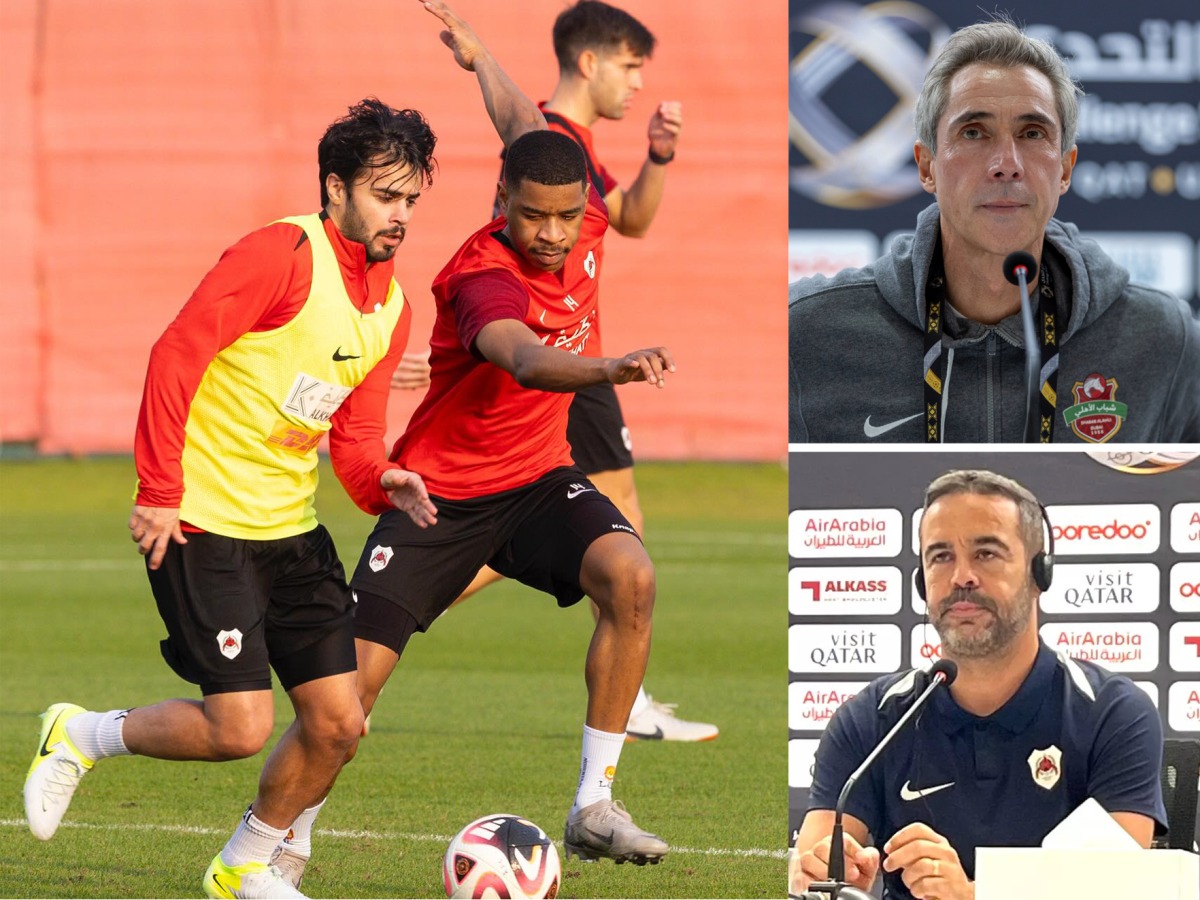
[395,0,716,744]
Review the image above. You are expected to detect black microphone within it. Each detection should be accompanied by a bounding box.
[809,659,959,898]
[1003,251,1041,443]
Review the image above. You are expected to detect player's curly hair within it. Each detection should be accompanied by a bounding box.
[552,0,655,72]
[503,130,587,191]
[317,98,437,207]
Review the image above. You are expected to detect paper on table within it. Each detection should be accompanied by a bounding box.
[1041,797,1142,851]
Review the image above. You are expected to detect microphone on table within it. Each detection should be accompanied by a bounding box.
[801,659,960,900]
[1002,251,1041,443]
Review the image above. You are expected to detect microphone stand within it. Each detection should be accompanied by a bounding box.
[1003,251,1041,443]
[801,661,958,900]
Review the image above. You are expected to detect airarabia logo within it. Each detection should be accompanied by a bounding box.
[1046,504,1160,555]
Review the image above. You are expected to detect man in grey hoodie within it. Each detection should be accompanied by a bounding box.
[788,20,1200,444]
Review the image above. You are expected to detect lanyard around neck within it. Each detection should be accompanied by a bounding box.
[922,243,1061,443]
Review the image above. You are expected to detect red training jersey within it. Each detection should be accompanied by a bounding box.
[391,193,608,499]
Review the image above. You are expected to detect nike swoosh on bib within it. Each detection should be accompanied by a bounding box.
[863,412,923,439]
[900,780,955,801]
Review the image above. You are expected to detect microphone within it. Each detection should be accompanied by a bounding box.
[1003,251,1041,443]
[808,659,959,898]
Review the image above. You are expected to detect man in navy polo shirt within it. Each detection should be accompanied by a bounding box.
[791,470,1166,900]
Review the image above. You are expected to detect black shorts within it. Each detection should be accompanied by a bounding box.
[567,383,634,474]
[350,466,639,652]
[146,525,357,695]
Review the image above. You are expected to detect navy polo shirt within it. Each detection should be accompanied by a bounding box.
[808,641,1167,900]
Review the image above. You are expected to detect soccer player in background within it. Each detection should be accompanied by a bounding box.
[394,0,717,744]
[281,0,675,880]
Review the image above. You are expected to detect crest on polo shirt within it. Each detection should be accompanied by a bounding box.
[1027,745,1063,790]
[1063,373,1127,443]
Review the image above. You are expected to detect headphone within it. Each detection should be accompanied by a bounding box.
[915,503,1055,600]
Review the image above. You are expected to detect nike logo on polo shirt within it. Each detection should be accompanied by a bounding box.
[332,347,361,361]
[900,780,955,801]
[863,412,923,438]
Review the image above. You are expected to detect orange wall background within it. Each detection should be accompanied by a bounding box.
[0,0,786,460]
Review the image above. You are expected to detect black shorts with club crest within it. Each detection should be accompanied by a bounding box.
[350,466,639,654]
[567,382,634,473]
[146,524,357,695]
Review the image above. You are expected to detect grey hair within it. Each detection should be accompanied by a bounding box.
[913,19,1083,155]
[922,469,1045,558]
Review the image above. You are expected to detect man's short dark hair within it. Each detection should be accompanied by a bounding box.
[317,98,437,207]
[552,0,655,72]
[503,130,588,192]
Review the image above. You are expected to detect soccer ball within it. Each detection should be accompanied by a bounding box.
[443,814,561,899]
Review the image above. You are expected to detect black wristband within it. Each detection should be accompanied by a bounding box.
[648,146,675,165]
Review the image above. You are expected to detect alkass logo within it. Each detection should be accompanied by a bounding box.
[1039,622,1159,672]
[1168,622,1200,673]
[788,566,901,616]
[1167,682,1200,732]
[1046,504,1160,556]
[1170,563,1200,613]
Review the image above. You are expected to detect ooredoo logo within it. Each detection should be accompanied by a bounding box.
[1039,622,1159,672]
[789,508,902,559]
[1171,563,1200,613]
[788,566,901,616]
[1045,504,1160,556]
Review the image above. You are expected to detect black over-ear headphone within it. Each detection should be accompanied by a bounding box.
[915,503,1055,600]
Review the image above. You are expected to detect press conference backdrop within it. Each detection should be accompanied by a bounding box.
[788,0,1200,315]
[787,451,1200,848]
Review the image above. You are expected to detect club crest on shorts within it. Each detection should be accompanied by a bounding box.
[1027,745,1063,790]
[369,544,394,572]
[216,629,243,660]
[1063,373,1127,443]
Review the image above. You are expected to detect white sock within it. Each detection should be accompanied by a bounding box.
[280,799,325,858]
[221,808,289,867]
[628,686,651,719]
[571,725,625,813]
[65,709,132,761]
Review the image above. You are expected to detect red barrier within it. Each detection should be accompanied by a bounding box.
[0,0,786,459]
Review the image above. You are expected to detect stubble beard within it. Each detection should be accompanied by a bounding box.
[934,584,1034,659]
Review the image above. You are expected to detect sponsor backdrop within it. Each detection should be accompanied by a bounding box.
[788,0,1200,315]
[787,450,1200,848]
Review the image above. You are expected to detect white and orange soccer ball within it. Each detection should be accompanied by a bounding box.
[443,814,560,899]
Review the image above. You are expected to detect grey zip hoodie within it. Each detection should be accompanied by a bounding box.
[789,203,1200,443]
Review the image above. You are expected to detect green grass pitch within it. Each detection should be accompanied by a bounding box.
[0,458,785,898]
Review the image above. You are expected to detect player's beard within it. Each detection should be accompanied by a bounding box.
[343,194,405,263]
[932,584,1035,659]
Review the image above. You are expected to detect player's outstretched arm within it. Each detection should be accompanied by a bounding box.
[475,318,674,392]
[606,101,683,238]
[418,0,545,147]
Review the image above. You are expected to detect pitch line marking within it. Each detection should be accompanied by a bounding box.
[0,818,787,859]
